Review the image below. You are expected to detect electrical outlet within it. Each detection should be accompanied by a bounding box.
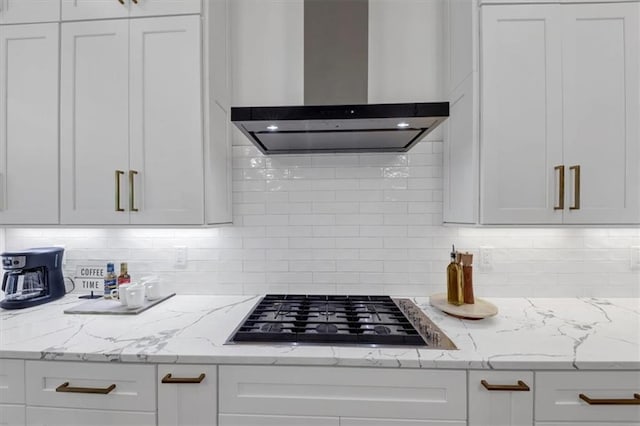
[631,246,640,271]
[479,246,493,271]
[174,246,187,267]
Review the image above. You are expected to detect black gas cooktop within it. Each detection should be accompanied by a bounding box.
[227,294,456,349]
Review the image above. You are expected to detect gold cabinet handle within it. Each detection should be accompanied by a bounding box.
[115,170,125,212]
[554,165,565,210]
[569,165,580,210]
[161,373,206,384]
[56,381,116,395]
[579,393,640,405]
[129,170,139,212]
[117,0,125,4]
[481,379,530,392]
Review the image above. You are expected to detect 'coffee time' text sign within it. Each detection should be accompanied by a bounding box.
[75,265,105,293]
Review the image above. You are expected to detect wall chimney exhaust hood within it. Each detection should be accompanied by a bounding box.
[231,0,449,155]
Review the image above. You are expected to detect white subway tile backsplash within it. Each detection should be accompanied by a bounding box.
[4,141,638,297]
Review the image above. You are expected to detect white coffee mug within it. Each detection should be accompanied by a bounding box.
[145,280,164,301]
[110,283,130,306]
[125,283,145,309]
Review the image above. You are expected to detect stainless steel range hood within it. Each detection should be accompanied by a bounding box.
[231,0,449,155]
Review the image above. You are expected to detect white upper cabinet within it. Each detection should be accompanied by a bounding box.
[0,0,60,24]
[60,20,131,225]
[561,3,639,224]
[445,0,640,225]
[480,4,564,224]
[0,23,59,224]
[60,16,204,225]
[61,0,200,21]
[128,16,203,225]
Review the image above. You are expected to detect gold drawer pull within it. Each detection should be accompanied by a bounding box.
[554,165,565,210]
[56,382,116,394]
[161,373,206,384]
[579,393,640,405]
[481,379,530,391]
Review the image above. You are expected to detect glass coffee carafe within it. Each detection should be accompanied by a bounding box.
[2,268,47,301]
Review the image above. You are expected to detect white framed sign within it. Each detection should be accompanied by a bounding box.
[74,265,106,293]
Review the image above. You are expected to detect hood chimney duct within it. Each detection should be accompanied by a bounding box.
[304,0,369,105]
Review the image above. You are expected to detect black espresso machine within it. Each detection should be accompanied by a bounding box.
[0,247,66,309]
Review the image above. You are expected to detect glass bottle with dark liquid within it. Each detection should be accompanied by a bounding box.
[446,246,464,305]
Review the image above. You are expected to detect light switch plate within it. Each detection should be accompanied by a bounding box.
[174,245,188,267]
[479,246,493,271]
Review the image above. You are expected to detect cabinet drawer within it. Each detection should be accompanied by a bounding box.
[219,366,466,420]
[26,406,155,426]
[25,361,155,412]
[536,371,640,422]
[219,414,339,426]
[0,360,24,404]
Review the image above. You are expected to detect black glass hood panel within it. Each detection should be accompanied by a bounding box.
[231,102,449,155]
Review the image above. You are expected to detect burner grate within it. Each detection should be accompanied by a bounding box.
[228,294,455,347]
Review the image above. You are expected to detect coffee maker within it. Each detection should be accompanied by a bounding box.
[0,247,66,309]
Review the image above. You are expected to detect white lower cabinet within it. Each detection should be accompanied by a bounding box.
[0,405,24,426]
[469,370,534,426]
[535,371,640,424]
[219,366,467,424]
[158,364,217,426]
[219,414,339,426]
[26,407,155,426]
[24,361,156,425]
[0,359,24,426]
[340,419,465,425]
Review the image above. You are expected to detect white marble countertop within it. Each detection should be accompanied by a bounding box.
[0,295,638,370]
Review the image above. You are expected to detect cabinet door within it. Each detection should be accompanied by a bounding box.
[536,371,640,423]
[0,23,59,224]
[0,0,60,24]
[0,405,24,426]
[219,414,339,426]
[26,407,155,426]
[129,0,201,17]
[61,0,129,21]
[480,5,564,224]
[129,16,204,224]
[468,371,534,426]
[0,360,24,405]
[60,20,130,225]
[158,365,217,426]
[561,2,639,224]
